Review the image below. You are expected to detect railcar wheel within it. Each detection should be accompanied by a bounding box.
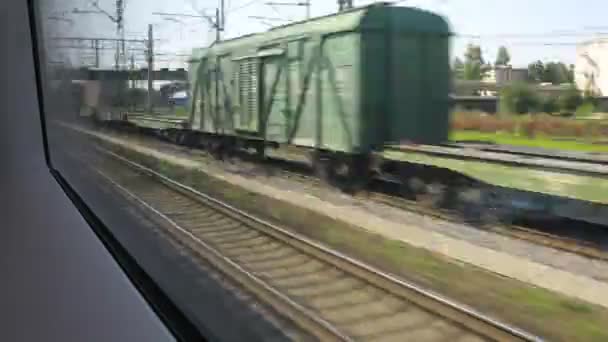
[255,144,266,160]
[312,152,333,184]
[176,131,189,146]
[337,155,371,194]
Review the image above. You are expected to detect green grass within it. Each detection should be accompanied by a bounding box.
[384,149,608,204]
[91,135,608,342]
[173,106,189,117]
[450,130,608,153]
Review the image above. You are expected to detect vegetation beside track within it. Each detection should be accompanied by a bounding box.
[450,111,608,153]
[384,149,608,205]
[91,133,608,342]
[451,130,608,153]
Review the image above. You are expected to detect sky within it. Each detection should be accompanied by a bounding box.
[45,0,608,69]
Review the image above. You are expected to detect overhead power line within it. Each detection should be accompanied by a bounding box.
[229,0,263,13]
[153,4,225,43]
[265,1,311,19]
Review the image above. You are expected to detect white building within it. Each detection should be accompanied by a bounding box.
[575,38,608,95]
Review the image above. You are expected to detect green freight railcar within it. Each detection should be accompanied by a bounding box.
[187,3,450,164]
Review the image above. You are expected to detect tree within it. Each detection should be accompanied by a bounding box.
[568,64,575,83]
[544,62,571,85]
[540,96,559,114]
[452,57,465,79]
[528,60,545,83]
[528,60,574,84]
[500,82,540,114]
[463,44,488,80]
[495,46,511,66]
[558,86,583,113]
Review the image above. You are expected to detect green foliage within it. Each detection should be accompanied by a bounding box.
[575,102,595,118]
[558,86,583,113]
[495,46,511,66]
[174,106,189,117]
[463,44,489,80]
[583,89,598,106]
[452,57,464,79]
[527,60,545,83]
[541,96,559,114]
[464,62,483,80]
[545,62,573,85]
[527,60,574,84]
[500,82,540,114]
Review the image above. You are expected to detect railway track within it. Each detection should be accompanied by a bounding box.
[365,185,608,262]
[67,122,608,262]
[273,165,608,263]
[449,142,608,166]
[259,149,608,263]
[90,147,540,341]
[387,144,608,177]
[62,122,608,264]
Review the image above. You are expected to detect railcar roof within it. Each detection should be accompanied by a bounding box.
[188,3,449,61]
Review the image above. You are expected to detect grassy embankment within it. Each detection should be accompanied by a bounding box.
[450,111,608,153]
[90,132,608,342]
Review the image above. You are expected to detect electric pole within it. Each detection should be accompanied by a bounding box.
[116,0,125,69]
[130,54,135,89]
[216,8,221,42]
[147,24,154,114]
[338,0,353,11]
[265,2,311,20]
[94,39,100,68]
[221,0,225,33]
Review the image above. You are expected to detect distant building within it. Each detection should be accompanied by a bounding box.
[483,65,528,85]
[575,38,607,95]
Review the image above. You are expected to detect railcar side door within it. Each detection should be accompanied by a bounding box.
[234,57,260,134]
[260,48,288,143]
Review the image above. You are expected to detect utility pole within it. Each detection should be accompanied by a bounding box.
[221,0,225,32]
[265,2,311,20]
[216,8,221,42]
[130,54,135,89]
[147,24,154,114]
[94,39,100,68]
[338,0,353,11]
[306,0,310,19]
[116,0,125,68]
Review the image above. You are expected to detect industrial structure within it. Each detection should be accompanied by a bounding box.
[483,65,528,85]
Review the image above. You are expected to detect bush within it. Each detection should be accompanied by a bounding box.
[558,86,583,114]
[583,90,598,106]
[451,111,516,134]
[450,111,484,131]
[540,96,559,114]
[575,102,595,118]
[500,83,540,114]
[521,114,588,138]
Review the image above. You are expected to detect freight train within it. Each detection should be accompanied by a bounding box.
[76,4,498,215]
[110,3,452,189]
